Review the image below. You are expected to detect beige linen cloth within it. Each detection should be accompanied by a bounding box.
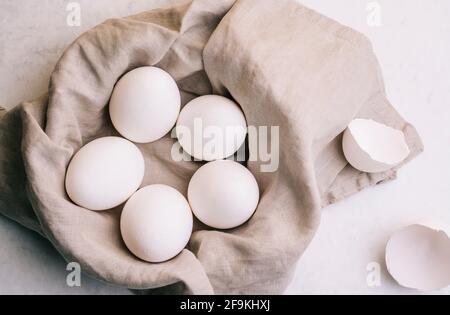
[0,0,423,294]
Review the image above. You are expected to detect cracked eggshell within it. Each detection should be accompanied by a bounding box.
[386,223,450,291]
[342,119,410,173]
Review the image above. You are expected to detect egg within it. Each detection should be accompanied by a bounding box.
[176,95,247,161]
[120,185,193,263]
[188,160,259,229]
[65,137,145,211]
[109,66,181,143]
[386,223,450,291]
[342,119,410,173]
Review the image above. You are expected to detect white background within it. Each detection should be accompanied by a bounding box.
[0,0,449,295]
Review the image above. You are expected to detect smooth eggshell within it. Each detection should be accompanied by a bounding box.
[176,95,247,161]
[65,137,145,211]
[109,66,181,143]
[120,185,193,263]
[342,119,410,173]
[386,224,450,291]
[188,160,259,229]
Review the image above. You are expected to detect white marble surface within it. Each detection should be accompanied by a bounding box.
[1,0,449,295]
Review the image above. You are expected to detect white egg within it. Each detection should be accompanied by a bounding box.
[65,137,145,211]
[342,119,410,173]
[176,95,247,161]
[386,223,450,291]
[120,185,193,263]
[109,66,181,143]
[188,160,259,229]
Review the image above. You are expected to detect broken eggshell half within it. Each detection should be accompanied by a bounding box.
[386,223,450,291]
[342,119,410,173]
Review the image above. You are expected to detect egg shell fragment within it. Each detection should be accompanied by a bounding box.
[386,224,450,291]
[342,119,410,173]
